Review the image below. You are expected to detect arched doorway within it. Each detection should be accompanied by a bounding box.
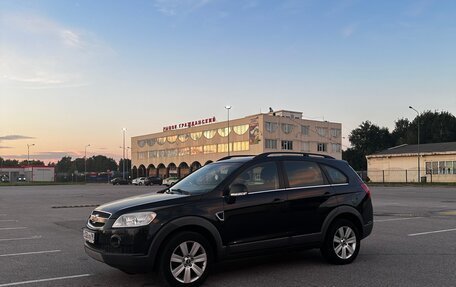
[190,161,202,172]
[138,165,146,177]
[178,162,190,178]
[132,166,138,179]
[168,163,177,178]
[147,164,156,177]
[157,163,167,178]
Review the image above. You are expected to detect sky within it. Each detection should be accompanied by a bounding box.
[1,0,455,163]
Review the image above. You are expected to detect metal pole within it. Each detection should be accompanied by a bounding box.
[225,106,231,156]
[409,106,420,182]
[85,144,90,183]
[122,128,126,180]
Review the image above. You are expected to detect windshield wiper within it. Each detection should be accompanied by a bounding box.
[169,188,190,195]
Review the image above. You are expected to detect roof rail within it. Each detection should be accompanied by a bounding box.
[217,155,255,161]
[254,152,335,159]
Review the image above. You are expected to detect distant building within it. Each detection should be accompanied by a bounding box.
[0,166,56,182]
[131,110,342,178]
[366,142,456,183]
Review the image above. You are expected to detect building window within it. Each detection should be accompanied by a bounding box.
[178,134,189,142]
[432,162,438,174]
[157,137,166,145]
[265,139,277,149]
[317,143,327,152]
[316,127,327,137]
[301,126,309,136]
[281,123,294,134]
[148,151,157,158]
[426,161,455,175]
[191,146,203,155]
[233,124,249,135]
[217,143,232,153]
[281,140,293,150]
[178,147,190,156]
[301,141,310,152]
[218,127,231,137]
[331,143,341,153]
[233,141,249,151]
[439,161,446,174]
[138,152,147,159]
[426,162,432,174]
[190,132,202,141]
[330,128,341,137]
[167,135,177,143]
[204,130,217,139]
[204,145,217,154]
[265,122,278,133]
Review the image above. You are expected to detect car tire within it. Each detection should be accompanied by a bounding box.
[321,219,360,265]
[139,182,143,186]
[158,231,213,287]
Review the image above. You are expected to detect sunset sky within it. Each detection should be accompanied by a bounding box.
[1,0,455,163]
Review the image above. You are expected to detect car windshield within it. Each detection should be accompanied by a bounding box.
[168,162,241,195]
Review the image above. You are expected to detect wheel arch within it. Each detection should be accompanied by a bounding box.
[148,216,224,269]
[322,206,364,240]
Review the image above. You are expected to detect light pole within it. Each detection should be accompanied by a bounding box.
[225,106,231,156]
[126,147,131,179]
[409,106,420,183]
[84,144,90,183]
[122,128,126,180]
[27,144,35,166]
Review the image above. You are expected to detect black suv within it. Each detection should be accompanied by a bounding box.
[84,152,373,286]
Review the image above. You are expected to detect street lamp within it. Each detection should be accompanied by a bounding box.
[225,106,232,156]
[409,106,420,183]
[122,128,127,180]
[27,144,35,166]
[84,144,91,183]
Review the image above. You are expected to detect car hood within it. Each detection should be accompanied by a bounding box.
[95,192,188,216]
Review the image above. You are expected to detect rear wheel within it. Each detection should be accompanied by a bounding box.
[158,232,212,287]
[321,219,360,265]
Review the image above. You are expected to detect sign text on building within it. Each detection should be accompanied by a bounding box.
[163,116,216,132]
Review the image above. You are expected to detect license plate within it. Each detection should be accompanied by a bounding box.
[83,229,95,244]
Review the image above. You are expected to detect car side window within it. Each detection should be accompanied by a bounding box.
[230,162,279,193]
[322,165,348,184]
[284,161,325,187]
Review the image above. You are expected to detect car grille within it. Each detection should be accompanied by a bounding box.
[88,210,111,228]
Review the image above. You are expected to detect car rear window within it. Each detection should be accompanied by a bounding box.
[283,161,325,187]
[322,165,348,184]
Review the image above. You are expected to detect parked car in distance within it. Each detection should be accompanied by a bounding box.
[144,176,162,186]
[110,177,129,185]
[132,177,146,185]
[17,175,26,182]
[0,175,10,183]
[162,176,179,186]
[84,152,373,287]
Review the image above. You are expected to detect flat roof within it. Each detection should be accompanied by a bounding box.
[368,142,456,157]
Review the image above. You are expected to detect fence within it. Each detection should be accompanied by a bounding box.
[363,169,456,183]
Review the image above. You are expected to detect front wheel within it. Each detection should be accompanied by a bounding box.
[321,219,360,265]
[158,232,213,287]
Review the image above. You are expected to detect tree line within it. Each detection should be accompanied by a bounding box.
[343,110,456,170]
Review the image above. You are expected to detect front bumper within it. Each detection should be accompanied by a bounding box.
[84,243,151,269]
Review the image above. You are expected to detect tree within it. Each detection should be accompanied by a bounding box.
[391,118,410,146]
[343,121,393,170]
[408,110,456,144]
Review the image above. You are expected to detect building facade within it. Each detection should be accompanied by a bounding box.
[0,166,55,182]
[366,142,456,183]
[131,110,342,178]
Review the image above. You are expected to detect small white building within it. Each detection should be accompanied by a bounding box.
[367,142,456,183]
[0,166,55,182]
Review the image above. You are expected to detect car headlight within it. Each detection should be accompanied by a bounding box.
[112,212,156,228]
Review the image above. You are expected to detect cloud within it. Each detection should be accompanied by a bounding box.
[153,0,214,16]
[0,146,13,149]
[341,23,358,38]
[0,13,114,89]
[0,135,35,141]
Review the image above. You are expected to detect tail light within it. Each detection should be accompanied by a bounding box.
[360,182,371,198]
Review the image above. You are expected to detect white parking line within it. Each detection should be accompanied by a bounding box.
[0,236,41,242]
[408,228,456,237]
[374,217,423,223]
[0,227,27,231]
[0,250,61,257]
[0,274,91,287]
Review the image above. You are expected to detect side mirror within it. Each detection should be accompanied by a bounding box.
[229,183,248,196]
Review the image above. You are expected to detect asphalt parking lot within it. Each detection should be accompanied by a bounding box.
[0,184,455,287]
